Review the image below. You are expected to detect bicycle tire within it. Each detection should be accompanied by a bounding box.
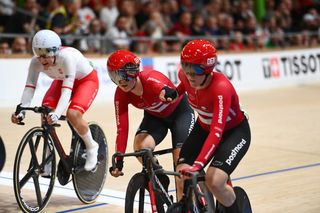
[125,172,149,213]
[72,122,108,204]
[0,135,5,172]
[13,127,56,213]
[198,181,215,213]
[234,186,252,213]
[166,202,183,213]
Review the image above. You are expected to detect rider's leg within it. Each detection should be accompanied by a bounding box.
[67,109,98,171]
[133,133,156,162]
[205,167,239,213]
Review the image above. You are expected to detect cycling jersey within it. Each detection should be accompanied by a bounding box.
[20,47,97,117]
[176,70,245,168]
[114,69,184,154]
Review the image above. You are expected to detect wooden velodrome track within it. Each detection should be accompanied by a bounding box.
[0,83,320,213]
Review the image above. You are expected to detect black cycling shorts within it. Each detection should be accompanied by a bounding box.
[136,95,195,148]
[178,118,251,175]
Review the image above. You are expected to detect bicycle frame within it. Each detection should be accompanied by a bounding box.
[112,148,174,213]
[15,105,79,175]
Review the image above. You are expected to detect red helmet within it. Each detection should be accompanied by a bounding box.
[180,40,217,75]
[107,50,140,84]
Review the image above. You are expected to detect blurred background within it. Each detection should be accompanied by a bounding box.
[0,0,319,56]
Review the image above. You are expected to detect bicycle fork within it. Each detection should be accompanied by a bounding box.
[148,180,158,213]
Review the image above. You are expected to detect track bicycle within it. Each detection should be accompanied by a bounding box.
[166,171,252,213]
[112,148,175,213]
[0,135,5,172]
[13,105,108,213]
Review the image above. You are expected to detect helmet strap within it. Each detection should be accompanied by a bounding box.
[200,74,209,87]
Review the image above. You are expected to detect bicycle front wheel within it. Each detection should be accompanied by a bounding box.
[72,122,108,204]
[13,127,56,213]
[125,173,149,213]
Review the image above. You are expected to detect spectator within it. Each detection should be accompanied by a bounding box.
[99,0,119,32]
[134,11,168,54]
[46,0,68,34]
[191,12,206,36]
[118,0,138,36]
[204,16,220,36]
[78,1,96,34]
[167,11,192,51]
[4,0,40,35]
[229,31,245,51]
[0,0,15,32]
[105,15,131,52]
[11,37,28,54]
[84,18,103,53]
[0,40,11,54]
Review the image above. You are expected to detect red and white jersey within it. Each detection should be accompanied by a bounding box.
[114,69,182,154]
[20,47,93,117]
[176,70,245,167]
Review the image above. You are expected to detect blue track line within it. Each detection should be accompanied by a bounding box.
[57,162,320,212]
[56,203,108,213]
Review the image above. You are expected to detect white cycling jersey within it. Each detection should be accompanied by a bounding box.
[20,47,93,118]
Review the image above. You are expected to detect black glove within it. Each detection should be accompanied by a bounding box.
[162,86,178,100]
[109,158,124,175]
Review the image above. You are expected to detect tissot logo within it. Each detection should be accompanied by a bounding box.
[262,57,280,78]
[262,53,320,79]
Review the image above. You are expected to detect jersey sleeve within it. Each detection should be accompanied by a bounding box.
[114,88,130,155]
[20,58,41,107]
[193,81,233,168]
[54,55,76,118]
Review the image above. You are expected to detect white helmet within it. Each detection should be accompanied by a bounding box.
[32,29,61,57]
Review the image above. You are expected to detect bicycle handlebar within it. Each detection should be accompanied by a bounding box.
[15,104,66,126]
[111,148,162,170]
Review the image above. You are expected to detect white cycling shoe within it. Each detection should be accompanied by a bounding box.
[84,144,99,171]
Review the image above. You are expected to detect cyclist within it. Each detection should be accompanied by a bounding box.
[11,29,99,172]
[107,50,195,197]
[161,40,251,212]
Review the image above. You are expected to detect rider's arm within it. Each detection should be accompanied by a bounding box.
[176,69,186,96]
[114,89,130,155]
[54,55,76,118]
[193,83,232,169]
[20,58,41,107]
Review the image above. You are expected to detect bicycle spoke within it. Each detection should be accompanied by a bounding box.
[138,188,145,213]
[32,175,43,207]
[29,137,40,167]
[19,171,35,191]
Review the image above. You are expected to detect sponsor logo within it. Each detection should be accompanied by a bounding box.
[186,113,195,135]
[212,160,223,166]
[115,101,120,125]
[218,95,223,124]
[262,53,320,79]
[225,138,246,166]
[207,57,216,65]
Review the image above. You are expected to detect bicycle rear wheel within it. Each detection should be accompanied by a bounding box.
[13,127,56,213]
[234,186,252,213]
[72,122,108,204]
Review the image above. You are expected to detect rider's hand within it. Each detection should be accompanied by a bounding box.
[179,163,202,177]
[159,86,178,102]
[47,112,59,125]
[11,111,25,124]
[109,158,124,177]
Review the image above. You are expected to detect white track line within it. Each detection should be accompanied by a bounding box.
[0,171,127,206]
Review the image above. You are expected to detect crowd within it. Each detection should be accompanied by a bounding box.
[0,0,319,55]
